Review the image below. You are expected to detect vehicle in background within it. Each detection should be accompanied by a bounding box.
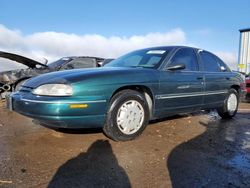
[245,75,250,102]
[0,51,105,99]
[7,46,245,141]
[233,71,248,102]
[101,59,114,66]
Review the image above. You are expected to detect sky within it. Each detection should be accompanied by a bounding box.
[0,0,250,71]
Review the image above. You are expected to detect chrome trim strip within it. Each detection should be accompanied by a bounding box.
[156,90,227,99]
[205,91,228,95]
[177,85,190,89]
[157,93,204,99]
[21,98,107,104]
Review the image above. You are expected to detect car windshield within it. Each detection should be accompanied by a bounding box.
[48,57,71,69]
[105,48,171,68]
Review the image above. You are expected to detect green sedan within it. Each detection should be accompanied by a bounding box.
[7,46,245,141]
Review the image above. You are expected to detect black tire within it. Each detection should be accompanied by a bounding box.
[103,89,149,141]
[217,88,239,119]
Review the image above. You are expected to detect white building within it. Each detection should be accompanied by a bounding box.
[238,28,250,74]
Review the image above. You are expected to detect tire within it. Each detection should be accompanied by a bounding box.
[103,89,150,141]
[217,88,239,119]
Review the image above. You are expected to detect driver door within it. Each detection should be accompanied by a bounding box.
[156,48,204,117]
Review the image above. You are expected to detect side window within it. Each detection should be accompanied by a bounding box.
[214,56,231,72]
[200,51,221,72]
[145,56,162,66]
[63,58,96,70]
[168,48,199,71]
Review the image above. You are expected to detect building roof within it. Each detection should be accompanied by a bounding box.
[239,28,250,33]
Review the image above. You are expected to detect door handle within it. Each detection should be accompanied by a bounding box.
[197,77,203,80]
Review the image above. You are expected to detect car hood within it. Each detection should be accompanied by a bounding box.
[23,67,158,88]
[0,51,48,69]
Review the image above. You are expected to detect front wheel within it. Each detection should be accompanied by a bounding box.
[103,90,149,141]
[217,88,239,119]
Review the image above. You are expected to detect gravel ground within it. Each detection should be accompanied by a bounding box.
[0,101,249,188]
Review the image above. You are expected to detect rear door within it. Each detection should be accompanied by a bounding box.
[198,50,229,106]
[156,48,204,116]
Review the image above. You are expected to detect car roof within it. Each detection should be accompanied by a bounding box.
[64,56,105,61]
[140,45,201,51]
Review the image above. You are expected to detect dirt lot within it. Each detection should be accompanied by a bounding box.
[0,101,249,188]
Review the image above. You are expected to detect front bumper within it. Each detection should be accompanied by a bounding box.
[7,92,108,128]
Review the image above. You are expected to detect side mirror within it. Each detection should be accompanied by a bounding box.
[166,64,186,71]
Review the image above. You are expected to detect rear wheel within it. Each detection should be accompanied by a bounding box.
[217,88,239,119]
[103,90,149,141]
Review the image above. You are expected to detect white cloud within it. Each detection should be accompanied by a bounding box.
[27,29,186,58]
[0,24,185,61]
[0,24,238,71]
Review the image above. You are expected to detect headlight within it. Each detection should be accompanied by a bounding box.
[32,84,73,96]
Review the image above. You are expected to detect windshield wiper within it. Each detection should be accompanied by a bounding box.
[129,65,154,69]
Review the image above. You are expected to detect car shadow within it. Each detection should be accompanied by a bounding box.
[39,111,208,135]
[48,139,131,188]
[50,115,192,135]
[167,112,250,187]
[149,114,189,124]
[149,110,209,125]
[34,120,103,135]
[54,127,103,135]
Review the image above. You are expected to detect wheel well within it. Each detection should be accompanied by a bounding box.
[15,77,30,85]
[13,77,30,90]
[230,85,240,93]
[111,85,154,118]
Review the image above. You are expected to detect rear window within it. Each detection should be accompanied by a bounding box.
[200,51,221,72]
[214,56,231,72]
